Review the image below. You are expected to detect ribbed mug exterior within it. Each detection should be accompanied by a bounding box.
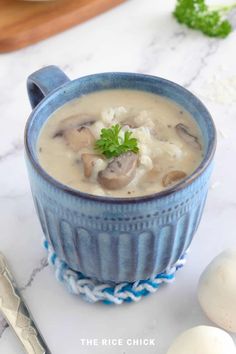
[25,67,216,283]
[26,159,212,282]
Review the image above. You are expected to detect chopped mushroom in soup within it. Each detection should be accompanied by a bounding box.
[37,89,204,197]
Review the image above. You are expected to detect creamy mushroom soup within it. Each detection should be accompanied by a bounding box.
[37,89,204,197]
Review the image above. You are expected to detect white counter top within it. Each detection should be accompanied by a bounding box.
[0,0,236,353]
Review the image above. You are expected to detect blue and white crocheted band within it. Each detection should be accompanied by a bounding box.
[43,239,188,305]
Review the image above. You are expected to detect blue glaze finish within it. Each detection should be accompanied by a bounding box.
[25,66,216,283]
[27,66,70,109]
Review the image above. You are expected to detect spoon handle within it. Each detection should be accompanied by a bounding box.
[0,253,51,354]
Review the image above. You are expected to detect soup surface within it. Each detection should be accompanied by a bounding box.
[37,89,204,197]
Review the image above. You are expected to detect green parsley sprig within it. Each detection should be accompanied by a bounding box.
[173,0,236,38]
[95,124,139,159]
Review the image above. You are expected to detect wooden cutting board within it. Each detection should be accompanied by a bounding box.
[0,0,126,53]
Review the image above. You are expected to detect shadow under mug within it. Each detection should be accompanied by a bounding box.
[25,66,216,283]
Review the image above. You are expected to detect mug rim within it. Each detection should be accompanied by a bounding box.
[25,72,217,204]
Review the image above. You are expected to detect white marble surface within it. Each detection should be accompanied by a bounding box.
[0,0,236,353]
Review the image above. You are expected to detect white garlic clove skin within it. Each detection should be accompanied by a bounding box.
[198,249,236,333]
[166,326,236,354]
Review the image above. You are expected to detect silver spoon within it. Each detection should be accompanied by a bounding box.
[0,253,51,354]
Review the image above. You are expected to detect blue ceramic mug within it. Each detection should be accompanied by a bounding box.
[25,66,216,283]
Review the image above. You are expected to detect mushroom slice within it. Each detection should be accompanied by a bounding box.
[98,152,138,190]
[52,130,64,139]
[59,114,96,130]
[81,153,102,178]
[162,170,187,188]
[175,123,201,150]
[64,127,95,152]
[53,114,96,138]
[143,168,160,183]
[122,116,138,129]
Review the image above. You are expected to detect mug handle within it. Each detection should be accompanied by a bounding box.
[27,65,70,109]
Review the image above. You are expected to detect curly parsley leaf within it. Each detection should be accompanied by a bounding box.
[173,0,236,38]
[95,124,139,159]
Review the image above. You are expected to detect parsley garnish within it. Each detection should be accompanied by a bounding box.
[95,124,139,159]
[173,0,236,38]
